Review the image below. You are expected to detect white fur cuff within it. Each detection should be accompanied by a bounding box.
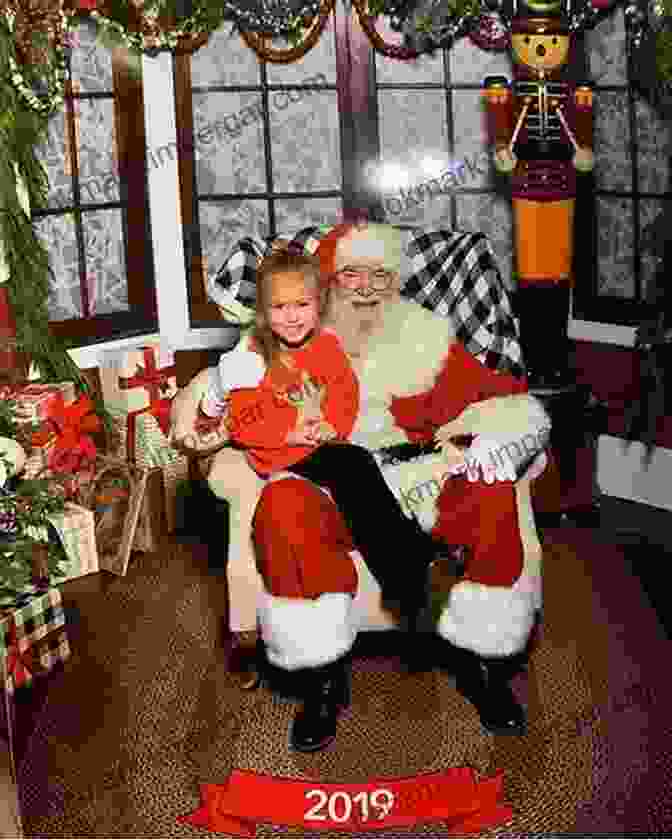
[258,591,357,671]
[437,574,539,657]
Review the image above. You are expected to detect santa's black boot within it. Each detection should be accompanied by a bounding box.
[290,657,351,753]
[443,642,527,736]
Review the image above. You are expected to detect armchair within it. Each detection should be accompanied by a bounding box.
[169,226,545,655]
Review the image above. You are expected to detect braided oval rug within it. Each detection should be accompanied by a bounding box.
[16,528,672,837]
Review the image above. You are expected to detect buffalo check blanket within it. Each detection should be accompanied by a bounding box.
[207,225,525,379]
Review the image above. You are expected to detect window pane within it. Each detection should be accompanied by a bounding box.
[375,17,444,84]
[636,98,671,194]
[271,91,341,192]
[193,91,266,194]
[78,98,120,204]
[639,198,667,299]
[452,90,491,190]
[36,110,74,210]
[594,90,631,191]
[382,187,453,227]
[449,38,511,85]
[456,194,514,289]
[191,23,260,87]
[199,200,269,281]
[69,18,114,94]
[267,17,337,85]
[82,210,129,315]
[378,90,448,172]
[586,6,628,86]
[275,198,344,233]
[35,215,81,320]
[596,197,634,298]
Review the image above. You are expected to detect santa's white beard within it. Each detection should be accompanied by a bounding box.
[325,292,395,358]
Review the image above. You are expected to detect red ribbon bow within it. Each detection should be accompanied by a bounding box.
[43,395,102,475]
[5,618,33,690]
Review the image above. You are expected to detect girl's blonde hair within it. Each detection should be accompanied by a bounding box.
[251,250,330,375]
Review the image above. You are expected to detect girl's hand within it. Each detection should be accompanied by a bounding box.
[309,420,338,443]
[194,408,229,446]
[285,419,321,447]
[195,413,225,438]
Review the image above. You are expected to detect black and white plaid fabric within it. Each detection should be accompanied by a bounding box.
[208,225,525,378]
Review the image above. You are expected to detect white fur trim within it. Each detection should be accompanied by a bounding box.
[258,591,357,670]
[437,574,539,657]
[335,224,403,273]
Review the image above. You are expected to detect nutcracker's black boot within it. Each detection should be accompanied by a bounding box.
[441,641,527,735]
[290,656,351,753]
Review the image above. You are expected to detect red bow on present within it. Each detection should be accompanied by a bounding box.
[43,395,102,475]
[5,617,33,690]
[120,348,176,460]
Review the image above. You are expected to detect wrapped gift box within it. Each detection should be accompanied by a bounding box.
[116,412,186,533]
[98,344,186,532]
[42,503,99,585]
[0,586,70,696]
[98,342,178,418]
[0,585,70,807]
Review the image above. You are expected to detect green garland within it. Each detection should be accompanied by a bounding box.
[0,476,69,601]
[0,399,18,440]
[655,0,672,84]
[89,0,227,54]
[2,10,68,117]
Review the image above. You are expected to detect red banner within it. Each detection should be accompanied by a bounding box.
[178,768,513,836]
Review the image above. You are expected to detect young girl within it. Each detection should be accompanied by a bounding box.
[198,250,437,637]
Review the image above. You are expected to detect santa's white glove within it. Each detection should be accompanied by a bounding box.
[217,335,267,392]
[462,437,549,484]
[461,436,517,484]
[201,335,267,418]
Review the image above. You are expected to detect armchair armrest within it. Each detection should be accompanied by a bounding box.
[169,366,231,458]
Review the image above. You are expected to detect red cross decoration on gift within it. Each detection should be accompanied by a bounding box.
[4,617,34,691]
[119,348,177,461]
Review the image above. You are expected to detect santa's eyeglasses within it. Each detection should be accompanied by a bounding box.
[334,266,394,292]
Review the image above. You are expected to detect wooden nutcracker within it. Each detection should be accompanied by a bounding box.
[483,1,594,385]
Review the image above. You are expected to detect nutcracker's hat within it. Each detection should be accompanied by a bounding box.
[510,14,569,32]
[518,0,564,14]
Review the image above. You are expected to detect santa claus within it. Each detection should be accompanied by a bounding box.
[181,222,550,752]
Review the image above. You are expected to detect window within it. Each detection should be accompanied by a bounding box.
[575,7,672,324]
[175,5,520,327]
[33,16,157,346]
[177,2,656,329]
[373,17,515,283]
[175,16,343,325]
